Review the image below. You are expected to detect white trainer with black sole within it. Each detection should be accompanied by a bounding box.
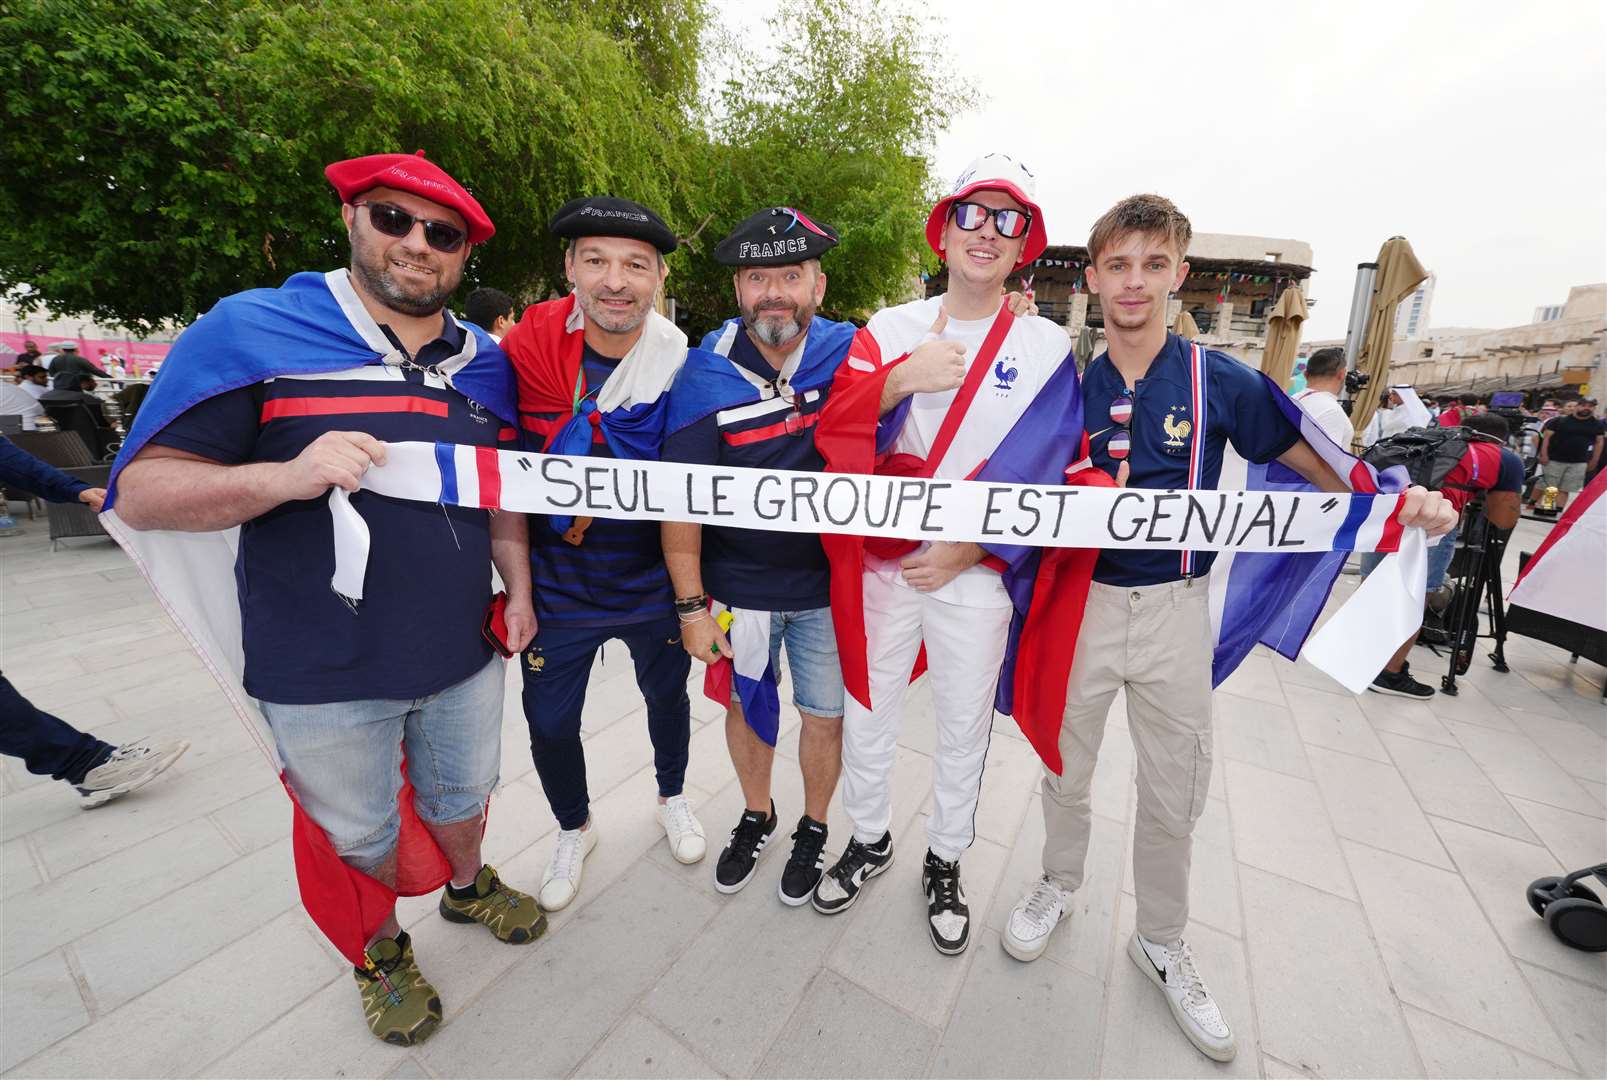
[76,739,190,809]
[1126,932,1236,1062]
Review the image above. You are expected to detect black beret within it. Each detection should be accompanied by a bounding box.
[714,207,839,267]
[549,195,677,254]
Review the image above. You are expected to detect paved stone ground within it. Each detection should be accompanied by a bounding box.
[2,512,1604,1079]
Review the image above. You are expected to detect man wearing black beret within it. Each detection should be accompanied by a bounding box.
[499,195,706,913]
[661,207,856,905]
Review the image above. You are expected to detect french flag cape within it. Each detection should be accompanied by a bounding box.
[664,316,859,746]
[814,320,1109,774]
[100,269,516,966]
[500,293,687,533]
[1505,470,1607,665]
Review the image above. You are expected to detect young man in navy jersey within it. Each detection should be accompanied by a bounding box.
[1000,194,1454,1062]
[115,153,544,1045]
[498,197,705,913]
[661,207,855,904]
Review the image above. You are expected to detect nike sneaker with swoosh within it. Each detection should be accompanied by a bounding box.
[811,831,892,914]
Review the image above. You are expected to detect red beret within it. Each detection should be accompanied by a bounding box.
[324,151,495,244]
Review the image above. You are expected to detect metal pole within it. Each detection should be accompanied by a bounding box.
[1343,261,1378,371]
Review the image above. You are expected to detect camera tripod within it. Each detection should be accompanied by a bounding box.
[1436,501,1511,696]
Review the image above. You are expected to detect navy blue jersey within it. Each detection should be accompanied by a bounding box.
[525,344,673,627]
[1083,334,1301,586]
[662,329,832,610]
[148,316,504,705]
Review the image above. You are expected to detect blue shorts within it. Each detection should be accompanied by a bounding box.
[732,606,844,719]
[260,657,504,871]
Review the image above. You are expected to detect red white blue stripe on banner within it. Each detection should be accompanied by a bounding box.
[434,441,503,508]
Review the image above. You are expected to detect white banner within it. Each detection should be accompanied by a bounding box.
[358,441,1406,555]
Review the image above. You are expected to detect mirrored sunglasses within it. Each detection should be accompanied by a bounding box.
[952,201,1031,240]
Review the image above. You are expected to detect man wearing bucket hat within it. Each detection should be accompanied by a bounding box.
[813,155,1091,955]
[113,151,541,1046]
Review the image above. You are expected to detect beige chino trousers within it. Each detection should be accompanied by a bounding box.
[1040,577,1214,943]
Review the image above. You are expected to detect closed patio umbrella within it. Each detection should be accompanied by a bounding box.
[1174,308,1201,340]
[1348,237,1426,451]
[1261,285,1308,388]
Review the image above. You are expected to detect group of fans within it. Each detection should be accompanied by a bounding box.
[6,151,1465,1058]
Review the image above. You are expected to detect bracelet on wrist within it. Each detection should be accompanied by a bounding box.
[673,593,707,616]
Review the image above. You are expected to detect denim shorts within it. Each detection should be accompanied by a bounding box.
[731,606,845,719]
[260,657,504,871]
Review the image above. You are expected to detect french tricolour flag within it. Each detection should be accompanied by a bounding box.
[1208,363,1410,686]
[702,602,783,746]
[434,442,505,509]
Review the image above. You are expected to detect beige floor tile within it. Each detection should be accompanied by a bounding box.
[1286,683,1390,763]
[1429,815,1607,989]
[1356,692,1459,748]
[1426,678,1520,732]
[1307,746,1451,868]
[578,1011,723,1079]
[1214,692,1312,779]
[930,929,1104,1078]
[1343,841,1572,1065]
[971,735,1043,848]
[1520,962,1607,1078]
[1509,796,1607,870]
[1448,720,1598,815]
[0,837,40,899]
[1225,760,1354,899]
[1401,1004,1576,1078]
[754,970,939,1079]
[1239,865,1419,1078]
[0,951,90,1073]
[1378,731,1539,841]
[1507,710,1607,787]
[1216,652,1287,707]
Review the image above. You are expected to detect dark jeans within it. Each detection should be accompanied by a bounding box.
[519,616,691,830]
[0,673,113,785]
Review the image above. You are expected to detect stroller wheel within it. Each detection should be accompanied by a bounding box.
[1546,898,1607,952]
[1528,876,1601,916]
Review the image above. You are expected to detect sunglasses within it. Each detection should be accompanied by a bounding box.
[1105,391,1134,460]
[354,201,468,253]
[951,201,1031,240]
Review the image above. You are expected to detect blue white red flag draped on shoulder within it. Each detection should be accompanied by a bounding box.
[99,268,515,966]
[666,317,858,747]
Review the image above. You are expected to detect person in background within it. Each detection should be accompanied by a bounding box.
[0,369,44,429]
[0,435,189,801]
[465,287,517,342]
[16,365,50,402]
[1437,392,1478,427]
[15,340,42,368]
[1290,346,1353,448]
[43,342,109,381]
[1534,396,1604,511]
[1360,411,1524,696]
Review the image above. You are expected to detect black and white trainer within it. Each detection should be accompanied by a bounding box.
[778,816,828,906]
[1368,664,1435,699]
[811,831,892,914]
[714,802,777,894]
[922,850,970,955]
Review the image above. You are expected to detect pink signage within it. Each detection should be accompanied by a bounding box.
[0,330,172,375]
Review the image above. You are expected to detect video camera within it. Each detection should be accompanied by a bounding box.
[1343,369,1371,396]
[1486,391,1530,442]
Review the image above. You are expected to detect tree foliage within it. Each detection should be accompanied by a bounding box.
[0,0,964,335]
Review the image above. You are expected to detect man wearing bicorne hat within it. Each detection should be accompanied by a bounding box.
[498,196,707,914]
[111,151,542,1046]
[813,155,1096,955]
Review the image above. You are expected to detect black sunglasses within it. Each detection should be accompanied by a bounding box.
[951,201,1031,240]
[353,200,468,253]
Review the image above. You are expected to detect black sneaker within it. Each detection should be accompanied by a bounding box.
[922,850,970,955]
[714,802,777,894]
[812,831,892,914]
[779,816,828,907]
[1368,666,1435,699]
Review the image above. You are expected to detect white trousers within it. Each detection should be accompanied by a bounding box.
[840,569,1013,862]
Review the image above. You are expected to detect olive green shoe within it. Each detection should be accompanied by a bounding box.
[439,864,547,944]
[354,931,442,1046]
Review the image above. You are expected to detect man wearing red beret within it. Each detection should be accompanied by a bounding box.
[111,152,541,1046]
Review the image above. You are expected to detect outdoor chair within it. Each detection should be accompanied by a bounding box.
[41,402,119,461]
[43,464,111,549]
[0,414,22,434]
[3,431,96,528]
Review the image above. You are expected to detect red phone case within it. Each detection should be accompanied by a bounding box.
[483,591,514,658]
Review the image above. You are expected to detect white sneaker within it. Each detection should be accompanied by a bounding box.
[538,818,597,911]
[1003,875,1074,961]
[1127,933,1236,1062]
[76,739,189,809]
[657,794,706,864]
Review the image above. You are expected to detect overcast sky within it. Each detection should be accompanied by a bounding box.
[720,1,1605,338]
